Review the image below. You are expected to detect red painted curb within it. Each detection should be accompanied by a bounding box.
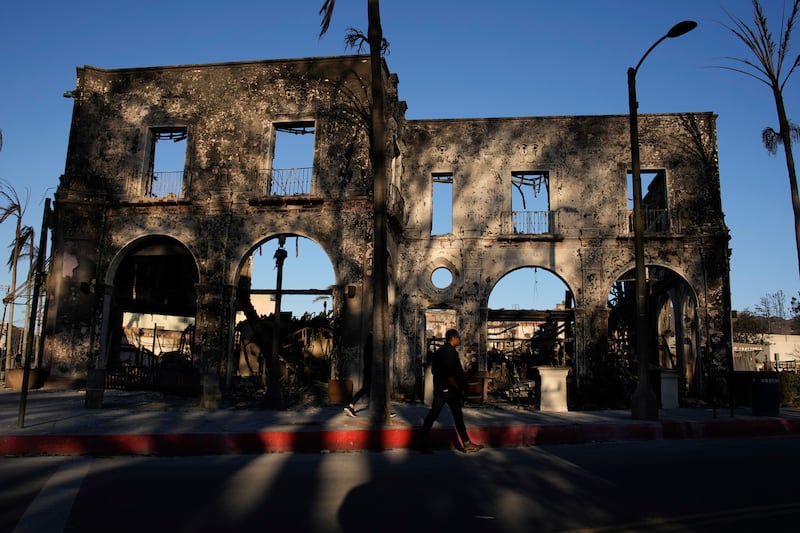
[1,418,798,456]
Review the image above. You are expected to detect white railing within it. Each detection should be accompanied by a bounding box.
[503,211,557,235]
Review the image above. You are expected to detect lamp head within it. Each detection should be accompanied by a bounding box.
[667,20,697,38]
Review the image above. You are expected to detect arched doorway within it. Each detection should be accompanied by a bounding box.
[106,237,199,390]
[487,267,575,394]
[607,266,699,407]
[233,234,336,394]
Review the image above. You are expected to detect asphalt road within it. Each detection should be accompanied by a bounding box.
[2,435,799,532]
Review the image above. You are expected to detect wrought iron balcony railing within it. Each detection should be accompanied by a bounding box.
[126,171,186,200]
[259,167,313,196]
[502,210,558,235]
[618,208,678,236]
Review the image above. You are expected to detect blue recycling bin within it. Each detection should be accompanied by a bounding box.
[751,372,780,416]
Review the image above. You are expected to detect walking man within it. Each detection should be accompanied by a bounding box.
[344,334,371,417]
[419,329,484,453]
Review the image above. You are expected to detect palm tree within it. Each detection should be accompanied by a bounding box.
[11,225,35,367]
[721,0,800,274]
[319,0,391,424]
[0,180,29,373]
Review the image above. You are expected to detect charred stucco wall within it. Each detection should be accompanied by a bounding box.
[393,113,730,394]
[46,53,731,403]
[47,55,385,380]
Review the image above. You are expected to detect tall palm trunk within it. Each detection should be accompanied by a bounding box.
[4,215,20,372]
[319,0,390,424]
[721,0,800,276]
[774,87,800,275]
[367,0,390,425]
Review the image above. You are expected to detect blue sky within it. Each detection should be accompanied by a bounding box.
[1,0,798,320]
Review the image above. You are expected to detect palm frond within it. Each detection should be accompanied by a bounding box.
[762,121,800,154]
[778,0,800,69]
[718,0,800,88]
[0,183,24,224]
[7,225,34,269]
[716,56,772,85]
[319,0,337,37]
[763,126,781,154]
[344,27,368,52]
[18,225,35,257]
[782,53,800,90]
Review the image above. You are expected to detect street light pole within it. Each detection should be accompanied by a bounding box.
[628,20,697,420]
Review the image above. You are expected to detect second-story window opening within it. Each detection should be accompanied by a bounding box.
[431,173,453,235]
[144,127,187,199]
[269,122,315,196]
[511,171,550,234]
[625,169,668,234]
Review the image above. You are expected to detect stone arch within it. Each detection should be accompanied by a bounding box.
[100,235,199,372]
[105,234,200,289]
[235,233,337,316]
[606,263,701,406]
[231,233,340,390]
[485,266,576,391]
[487,265,574,310]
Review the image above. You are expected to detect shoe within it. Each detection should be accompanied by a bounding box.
[462,442,484,453]
[417,444,433,454]
[344,406,357,417]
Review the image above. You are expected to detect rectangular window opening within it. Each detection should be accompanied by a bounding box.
[431,173,453,235]
[511,171,550,234]
[269,122,315,196]
[142,127,187,199]
[626,169,668,233]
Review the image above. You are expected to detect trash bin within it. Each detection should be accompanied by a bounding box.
[751,372,780,416]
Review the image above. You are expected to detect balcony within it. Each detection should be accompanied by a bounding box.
[502,210,559,235]
[618,208,680,236]
[126,171,187,201]
[260,167,313,196]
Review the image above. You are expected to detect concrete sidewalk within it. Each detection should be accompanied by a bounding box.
[1,388,799,456]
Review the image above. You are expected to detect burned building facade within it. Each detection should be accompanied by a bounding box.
[46,54,731,406]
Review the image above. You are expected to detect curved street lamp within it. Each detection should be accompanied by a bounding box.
[628,20,697,420]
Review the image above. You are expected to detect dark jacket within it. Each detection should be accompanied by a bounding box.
[431,343,467,393]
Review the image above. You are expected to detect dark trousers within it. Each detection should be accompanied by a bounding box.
[421,390,469,444]
[350,375,370,405]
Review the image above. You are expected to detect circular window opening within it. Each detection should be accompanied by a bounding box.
[431,267,454,289]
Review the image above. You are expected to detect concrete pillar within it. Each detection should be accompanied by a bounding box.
[660,369,679,409]
[195,283,223,409]
[535,366,570,412]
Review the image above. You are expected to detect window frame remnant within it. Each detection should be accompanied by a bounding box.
[623,169,670,234]
[431,172,454,235]
[266,121,316,196]
[139,126,188,199]
[509,171,551,234]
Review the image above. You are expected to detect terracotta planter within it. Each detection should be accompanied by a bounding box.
[327,379,353,404]
[4,368,46,390]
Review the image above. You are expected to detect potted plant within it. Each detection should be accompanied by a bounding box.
[327,344,354,404]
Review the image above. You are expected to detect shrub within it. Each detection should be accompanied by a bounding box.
[780,372,800,407]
